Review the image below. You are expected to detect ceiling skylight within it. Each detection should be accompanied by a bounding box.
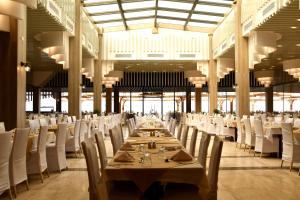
[83,0,234,31]
[124,10,155,18]
[158,0,193,10]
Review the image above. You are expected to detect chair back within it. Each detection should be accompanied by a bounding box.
[0,133,12,194]
[181,125,189,148]
[189,127,198,157]
[56,124,67,149]
[176,124,183,140]
[72,116,76,122]
[207,136,223,200]
[50,118,57,126]
[29,119,40,133]
[87,120,92,139]
[126,119,133,135]
[74,120,81,149]
[82,139,101,200]
[0,122,5,132]
[95,133,108,169]
[253,119,263,137]
[170,119,176,135]
[109,126,123,155]
[236,117,244,142]
[116,124,124,144]
[294,118,300,128]
[198,132,211,169]
[10,128,30,185]
[38,126,49,171]
[281,123,294,145]
[79,121,88,144]
[39,118,48,126]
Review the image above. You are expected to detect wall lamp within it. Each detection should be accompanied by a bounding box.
[20,62,31,72]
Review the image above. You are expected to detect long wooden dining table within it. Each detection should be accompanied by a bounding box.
[102,127,209,200]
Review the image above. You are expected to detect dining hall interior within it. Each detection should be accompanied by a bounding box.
[1,0,300,199]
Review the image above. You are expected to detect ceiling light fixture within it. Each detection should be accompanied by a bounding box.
[291,26,298,29]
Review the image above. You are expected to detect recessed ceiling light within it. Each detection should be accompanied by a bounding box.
[277,58,282,61]
[297,19,300,21]
[291,26,298,29]
[277,44,283,47]
[296,44,300,47]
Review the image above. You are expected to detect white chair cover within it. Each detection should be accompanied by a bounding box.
[65,120,81,153]
[0,122,5,132]
[0,133,12,196]
[46,124,67,172]
[26,126,49,181]
[9,128,30,189]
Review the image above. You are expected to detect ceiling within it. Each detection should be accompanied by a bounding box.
[113,61,197,72]
[82,0,234,32]
[257,0,300,67]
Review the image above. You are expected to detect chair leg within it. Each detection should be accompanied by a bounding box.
[244,144,247,151]
[253,151,255,157]
[298,168,300,176]
[280,160,284,168]
[25,179,30,190]
[249,146,251,153]
[8,189,13,200]
[260,152,263,158]
[290,162,293,172]
[40,172,44,183]
[46,168,50,177]
[13,186,17,198]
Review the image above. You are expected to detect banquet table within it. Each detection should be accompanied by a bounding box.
[102,132,209,200]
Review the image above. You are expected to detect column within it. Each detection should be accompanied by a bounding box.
[234,0,250,117]
[186,91,191,113]
[114,90,120,113]
[68,0,82,118]
[33,88,40,113]
[195,87,202,113]
[106,87,112,114]
[230,99,234,114]
[93,34,102,113]
[208,34,217,114]
[54,90,62,113]
[0,14,27,130]
[265,87,273,113]
[181,97,184,113]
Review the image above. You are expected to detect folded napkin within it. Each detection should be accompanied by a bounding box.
[120,142,135,151]
[165,146,181,151]
[114,151,135,162]
[170,149,193,162]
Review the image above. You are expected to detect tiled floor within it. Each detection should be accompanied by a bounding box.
[1,128,300,200]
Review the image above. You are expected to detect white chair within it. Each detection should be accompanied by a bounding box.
[215,117,235,141]
[72,116,76,123]
[281,123,300,175]
[176,124,183,141]
[29,119,40,133]
[170,119,176,135]
[294,118,300,128]
[189,127,198,157]
[244,118,255,153]
[67,116,73,124]
[50,118,57,126]
[95,133,108,171]
[126,119,134,136]
[65,120,81,156]
[82,138,142,200]
[86,120,93,139]
[0,133,13,199]
[197,132,211,169]
[79,120,88,147]
[26,126,49,182]
[163,136,223,200]
[39,118,48,126]
[180,125,189,148]
[109,126,123,155]
[0,122,5,132]
[236,117,245,148]
[9,128,30,197]
[253,119,279,157]
[46,124,68,172]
